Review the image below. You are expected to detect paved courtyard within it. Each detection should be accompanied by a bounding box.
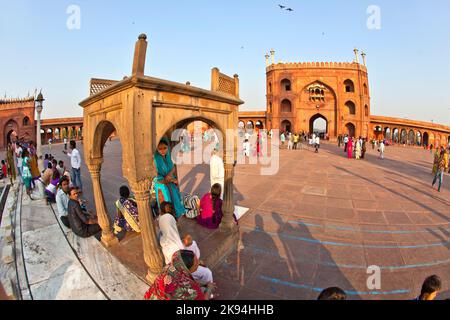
[30,140,450,300]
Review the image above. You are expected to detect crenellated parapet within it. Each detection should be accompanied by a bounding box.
[0,97,35,110]
[266,61,367,73]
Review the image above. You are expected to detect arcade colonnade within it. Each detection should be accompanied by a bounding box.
[41,118,84,143]
[370,116,450,148]
[80,34,243,281]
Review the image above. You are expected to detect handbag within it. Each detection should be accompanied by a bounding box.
[183,194,200,219]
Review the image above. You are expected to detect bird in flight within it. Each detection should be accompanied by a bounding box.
[286,8,294,12]
[278,4,286,9]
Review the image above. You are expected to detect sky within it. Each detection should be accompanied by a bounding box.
[1,0,449,125]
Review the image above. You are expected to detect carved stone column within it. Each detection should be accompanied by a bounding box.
[130,178,164,282]
[87,160,119,247]
[220,163,238,233]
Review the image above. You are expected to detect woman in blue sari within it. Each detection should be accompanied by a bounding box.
[153,138,186,218]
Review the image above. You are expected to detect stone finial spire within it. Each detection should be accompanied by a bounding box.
[265,53,270,67]
[132,33,148,77]
[353,48,360,64]
[270,49,275,65]
[361,51,367,66]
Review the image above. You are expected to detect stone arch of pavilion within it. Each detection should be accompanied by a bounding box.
[80,34,243,282]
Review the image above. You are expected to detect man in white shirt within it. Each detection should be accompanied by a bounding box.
[209,149,224,198]
[315,136,320,153]
[15,142,23,183]
[63,140,83,191]
[56,176,70,218]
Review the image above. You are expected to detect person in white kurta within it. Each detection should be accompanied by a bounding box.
[209,150,224,198]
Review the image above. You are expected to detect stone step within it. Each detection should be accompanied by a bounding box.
[2,244,14,265]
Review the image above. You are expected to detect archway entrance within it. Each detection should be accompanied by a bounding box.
[4,119,19,148]
[310,114,328,137]
[416,132,422,146]
[423,132,429,146]
[384,127,391,141]
[345,123,356,138]
[281,120,292,133]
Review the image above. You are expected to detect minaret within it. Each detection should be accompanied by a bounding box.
[361,51,367,66]
[265,53,270,67]
[353,48,360,64]
[270,49,275,65]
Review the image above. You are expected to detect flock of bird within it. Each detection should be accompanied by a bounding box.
[278,4,294,12]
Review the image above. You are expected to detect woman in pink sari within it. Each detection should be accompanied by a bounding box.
[197,184,223,229]
[347,137,353,159]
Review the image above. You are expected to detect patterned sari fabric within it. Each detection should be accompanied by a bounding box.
[22,157,33,189]
[153,138,186,218]
[144,251,205,300]
[113,197,141,234]
[28,148,40,180]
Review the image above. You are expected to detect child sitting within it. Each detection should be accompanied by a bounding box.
[45,170,60,204]
[182,234,214,287]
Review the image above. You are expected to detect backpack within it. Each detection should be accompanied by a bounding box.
[183,194,200,219]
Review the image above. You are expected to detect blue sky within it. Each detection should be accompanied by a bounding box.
[1,0,449,125]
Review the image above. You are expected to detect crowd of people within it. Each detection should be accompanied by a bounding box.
[338,135,384,160]
[280,131,322,153]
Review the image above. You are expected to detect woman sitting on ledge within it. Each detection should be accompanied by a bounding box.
[153,137,186,219]
[113,185,141,235]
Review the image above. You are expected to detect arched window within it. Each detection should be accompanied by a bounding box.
[345,101,356,115]
[344,80,355,93]
[363,83,368,95]
[269,102,273,113]
[23,116,30,126]
[365,105,369,117]
[281,79,292,92]
[281,99,292,113]
[269,82,272,94]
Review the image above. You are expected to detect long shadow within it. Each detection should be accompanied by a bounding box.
[334,165,450,223]
[426,227,450,251]
[271,212,360,300]
[239,214,290,299]
[384,177,450,208]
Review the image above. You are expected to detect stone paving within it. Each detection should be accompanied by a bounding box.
[19,140,450,300]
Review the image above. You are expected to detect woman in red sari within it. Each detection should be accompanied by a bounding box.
[144,250,216,300]
[197,184,223,229]
[347,137,353,159]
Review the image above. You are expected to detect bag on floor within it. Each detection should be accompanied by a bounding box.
[183,194,200,219]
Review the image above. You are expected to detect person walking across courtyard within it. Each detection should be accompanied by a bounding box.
[63,140,83,191]
[379,140,385,160]
[63,137,68,151]
[432,147,447,192]
[314,135,320,153]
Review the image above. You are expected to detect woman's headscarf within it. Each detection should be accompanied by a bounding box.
[144,251,204,300]
[154,137,174,178]
[159,213,185,264]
